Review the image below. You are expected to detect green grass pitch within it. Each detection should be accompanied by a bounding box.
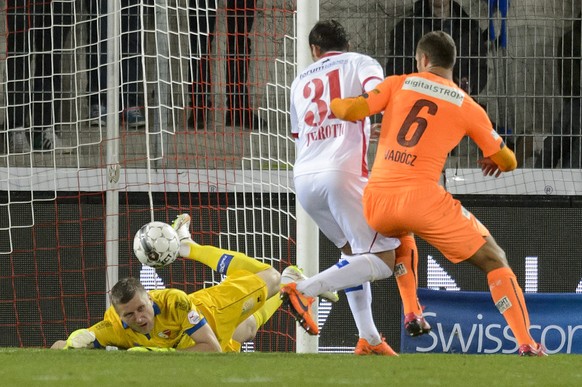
[0,348,579,386]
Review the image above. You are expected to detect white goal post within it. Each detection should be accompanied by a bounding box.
[295,0,320,354]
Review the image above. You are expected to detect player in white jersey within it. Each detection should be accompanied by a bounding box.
[287,20,428,355]
[291,53,380,177]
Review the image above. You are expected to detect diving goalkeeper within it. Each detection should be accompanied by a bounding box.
[51,214,284,352]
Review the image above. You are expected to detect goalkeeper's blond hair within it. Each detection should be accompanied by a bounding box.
[110,277,146,306]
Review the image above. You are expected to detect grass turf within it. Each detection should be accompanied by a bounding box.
[0,348,579,386]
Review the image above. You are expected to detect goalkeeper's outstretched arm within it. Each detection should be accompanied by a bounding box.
[128,323,222,352]
[182,323,222,352]
[51,329,96,350]
[51,340,67,349]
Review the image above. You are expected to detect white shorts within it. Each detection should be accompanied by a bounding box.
[294,171,400,254]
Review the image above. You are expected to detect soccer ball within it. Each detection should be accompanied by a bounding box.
[133,221,181,268]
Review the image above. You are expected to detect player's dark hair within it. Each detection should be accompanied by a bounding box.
[416,31,456,69]
[110,277,146,306]
[309,20,349,52]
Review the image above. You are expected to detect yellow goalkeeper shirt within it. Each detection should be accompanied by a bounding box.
[88,288,205,350]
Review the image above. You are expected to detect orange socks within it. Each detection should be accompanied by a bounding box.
[487,267,535,346]
[394,234,422,316]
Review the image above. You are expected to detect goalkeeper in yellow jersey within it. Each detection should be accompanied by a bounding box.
[51,214,285,352]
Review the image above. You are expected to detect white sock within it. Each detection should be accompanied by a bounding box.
[296,253,393,297]
[345,281,382,345]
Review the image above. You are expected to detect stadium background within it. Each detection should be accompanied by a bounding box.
[1,0,581,351]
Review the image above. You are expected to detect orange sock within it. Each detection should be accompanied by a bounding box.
[487,267,535,346]
[395,234,422,316]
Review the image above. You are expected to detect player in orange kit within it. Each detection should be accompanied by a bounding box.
[329,30,546,356]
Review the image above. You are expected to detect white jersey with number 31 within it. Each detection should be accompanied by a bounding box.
[290,51,384,177]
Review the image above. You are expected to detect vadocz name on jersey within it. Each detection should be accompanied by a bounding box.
[384,148,417,166]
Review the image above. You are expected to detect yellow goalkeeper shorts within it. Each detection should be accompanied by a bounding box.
[189,269,268,352]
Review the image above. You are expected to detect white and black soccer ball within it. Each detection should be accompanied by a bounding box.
[133,221,180,268]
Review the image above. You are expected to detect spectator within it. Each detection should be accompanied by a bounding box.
[535,13,582,168]
[6,0,73,152]
[85,0,146,129]
[188,0,264,130]
[386,0,488,96]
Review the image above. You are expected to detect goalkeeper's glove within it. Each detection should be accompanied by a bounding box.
[64,329,95,349]
[127,346,176,352]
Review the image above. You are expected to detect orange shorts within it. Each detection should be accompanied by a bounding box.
[363,183,489,263]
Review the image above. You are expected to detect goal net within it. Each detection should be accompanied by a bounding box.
[0,0,298,350]
[1,0,581,351]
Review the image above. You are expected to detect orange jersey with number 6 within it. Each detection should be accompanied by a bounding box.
[365,72,504,189]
